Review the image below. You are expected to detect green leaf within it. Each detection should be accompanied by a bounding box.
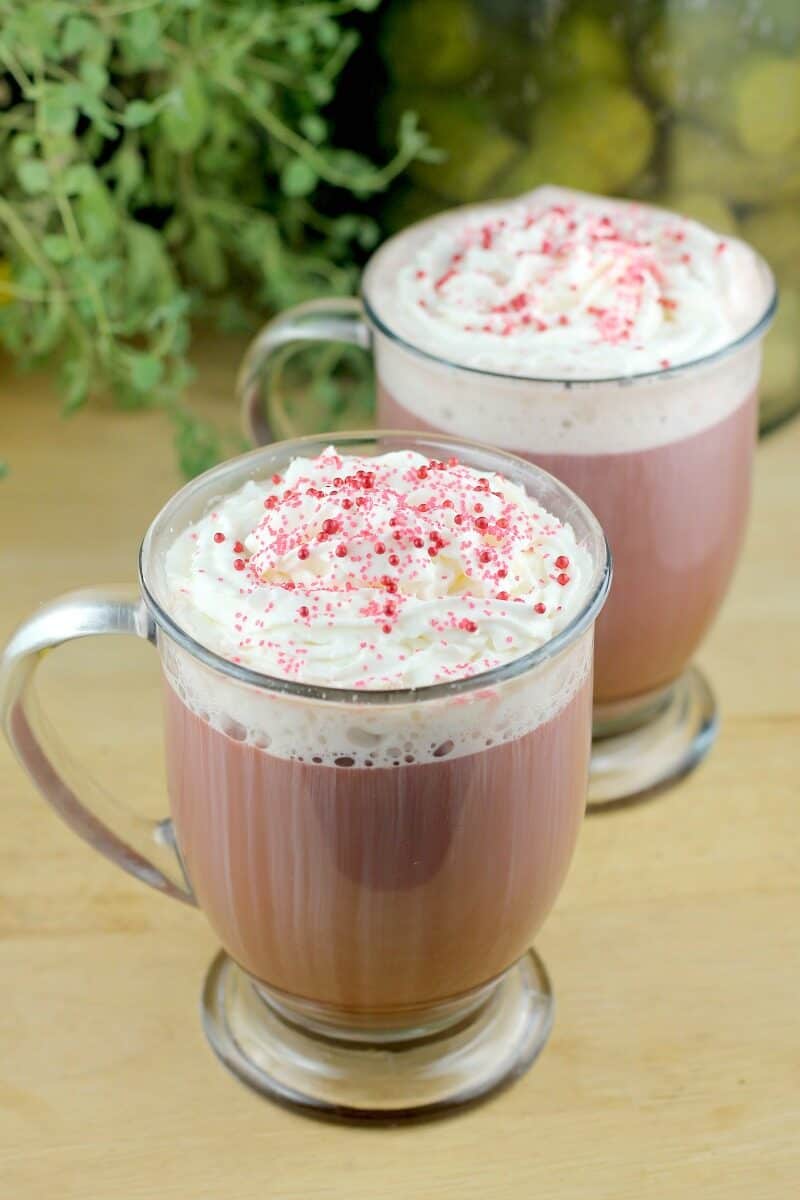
[62,16,95,56]
[357,219,380,250]
[299,113,327,144]
[315,20,340,49]
[79,60,108,94]
[108,142,143,203]
[0,460,8,480]
[286,29,312,57]
[61,358,90,414]
[42,234,73,264]
[62,163,96,196]
[10,134,37,162]
[307,76,334,104]
[184,225,227,290]
[127,9,161,50]
[31,294,68,356]
[16,160,49,195]
[42,99,77,135]
[130,352,164,393]
[160,72,208,153]
[76,183,118,251]
[122,99,158,128]
[281,158,317,197]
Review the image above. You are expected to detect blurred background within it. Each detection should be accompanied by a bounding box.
[0,0,798,478]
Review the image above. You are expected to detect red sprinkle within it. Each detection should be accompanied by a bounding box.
[381,623,392,635]
[233,559,246,572]
[297,546,310,560]
[388,554,400,567]
[475,516,489,532]
[374,542,386,555]
[264,496,277,510]
[213,532,225,543]
[322,518,340,536]
[554,555,570,570]
[233,541,244,554]
[459,618,478,633]
[534,602,546,614]
[335,544,348,558]
[497,591,509,601]
[556,572,570,586]
[271,473,282,485]
[298,606,309,619]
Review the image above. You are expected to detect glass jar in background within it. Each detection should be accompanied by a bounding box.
[375,0,800,433]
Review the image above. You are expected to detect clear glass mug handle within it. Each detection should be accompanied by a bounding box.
[237,297,370,445]
[0,587,195,904]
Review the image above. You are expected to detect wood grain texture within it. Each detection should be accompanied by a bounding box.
[1,349,798,1199]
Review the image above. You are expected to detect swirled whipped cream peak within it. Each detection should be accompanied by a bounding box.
[164,446,592,689]
[365,186,770,378]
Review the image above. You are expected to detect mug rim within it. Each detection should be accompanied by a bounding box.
[139,430,611,707]
[360,212,778,388]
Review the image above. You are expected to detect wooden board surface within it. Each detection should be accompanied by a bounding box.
[1,351,798,1199]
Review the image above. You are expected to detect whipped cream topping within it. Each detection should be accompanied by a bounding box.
[365,187,770,378]
[164,446,591,690]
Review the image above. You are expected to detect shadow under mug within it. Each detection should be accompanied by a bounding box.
[1,431,610,1120]
[239,244,776,809]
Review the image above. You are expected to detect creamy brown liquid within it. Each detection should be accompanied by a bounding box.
[165,675,592,1018]
[378,386,756,704]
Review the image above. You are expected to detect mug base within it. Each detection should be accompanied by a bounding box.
[588,666,718,812]
[201,949,553,1121]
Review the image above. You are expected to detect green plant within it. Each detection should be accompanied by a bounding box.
[0,0,433,474]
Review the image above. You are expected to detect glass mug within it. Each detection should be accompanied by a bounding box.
[239,234,776,808]
[1,432,610,1120]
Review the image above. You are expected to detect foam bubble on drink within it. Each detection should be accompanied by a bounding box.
[365,187,772,454]
[161,628,592,768]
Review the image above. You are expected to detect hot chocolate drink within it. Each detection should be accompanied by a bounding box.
[367,188,773,713]
[0,429,609,1115]
[161,444,599,1021]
